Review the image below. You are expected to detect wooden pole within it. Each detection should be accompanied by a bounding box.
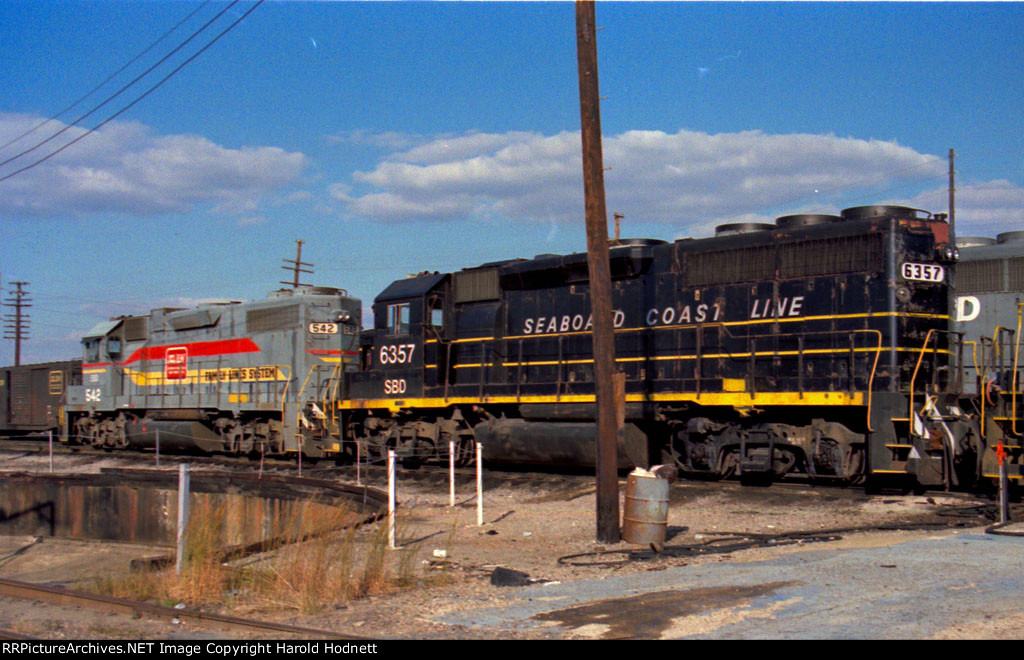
[576,0,621,544]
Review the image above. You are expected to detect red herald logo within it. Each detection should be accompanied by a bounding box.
[165,347,188,381]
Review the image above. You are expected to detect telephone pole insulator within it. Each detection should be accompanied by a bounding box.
[3,281,32,366]
[281,239,314,289]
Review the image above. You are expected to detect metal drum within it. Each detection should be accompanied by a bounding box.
[621,468,671,546]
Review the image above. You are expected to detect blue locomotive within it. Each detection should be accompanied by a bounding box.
[342,205,977,488]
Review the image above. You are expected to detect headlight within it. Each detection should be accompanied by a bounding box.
[935,243,959,263]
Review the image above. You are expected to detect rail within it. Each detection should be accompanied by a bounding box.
[0,577,367,639]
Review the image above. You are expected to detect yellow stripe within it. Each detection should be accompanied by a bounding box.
[424,311,950,344]
[339,390,864,412]
[443,345,950,370]
[83,368,106,374]
[124,366,289,386]
[983,473,1023,480]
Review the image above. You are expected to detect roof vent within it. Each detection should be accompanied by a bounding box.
[610,238,668,247]
[956,236,997,248]
[997,231,1024,244]
[775,214,843,228]
[840,205,924,220]
[714,222,775,236]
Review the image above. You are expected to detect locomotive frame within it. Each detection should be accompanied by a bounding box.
[340,205,977,488]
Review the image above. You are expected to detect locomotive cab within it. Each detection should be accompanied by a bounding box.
[349,272,449,402]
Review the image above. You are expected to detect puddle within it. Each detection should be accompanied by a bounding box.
[532,580,800,639]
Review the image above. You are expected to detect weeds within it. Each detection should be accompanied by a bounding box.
[88,494,446,615]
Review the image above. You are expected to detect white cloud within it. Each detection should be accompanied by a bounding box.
[331,128,963,229]
[0,113,308,218]
[895,181,1024,238]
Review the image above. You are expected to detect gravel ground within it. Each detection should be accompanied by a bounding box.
[0,449,1012,639]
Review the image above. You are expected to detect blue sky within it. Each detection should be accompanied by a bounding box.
[1,1,1023,365]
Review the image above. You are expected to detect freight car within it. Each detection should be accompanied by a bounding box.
[0,359,81,436]
[953,231,1024,485]
[341,205,979,488]
[64,286,361,457]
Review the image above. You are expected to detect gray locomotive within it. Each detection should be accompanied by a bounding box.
[64,286,361,457]
[953,230,1024,485]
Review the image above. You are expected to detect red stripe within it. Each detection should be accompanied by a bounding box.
[95,338,262,367]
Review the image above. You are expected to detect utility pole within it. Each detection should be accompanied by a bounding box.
[948,148,956,239]
[280,239,314,289]
[576,0,621,544]
[3,281,32,366]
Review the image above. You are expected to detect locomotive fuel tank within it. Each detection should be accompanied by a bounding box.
[472,418,649,468]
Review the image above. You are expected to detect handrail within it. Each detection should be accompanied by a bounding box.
[326,361,343,424]
[908,328,937,434]
[294,364,319,433]
[962,340,982,431]
[277,365,292,443]
[1013,303,1024,436]
[852,329,883,432]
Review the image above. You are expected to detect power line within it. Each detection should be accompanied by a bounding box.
[0,0,240,172]
[0,0,212,154]
[0,0,263,185]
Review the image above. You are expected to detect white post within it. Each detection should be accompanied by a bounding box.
[449,440,456,507]
[476,442,483,527]
[356,440,361,487]
[176,464,191,574]
[388,449,396,549]
[48,430,53,473]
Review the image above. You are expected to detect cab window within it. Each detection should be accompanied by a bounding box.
[84,339,100,363]
[387,303,410,335]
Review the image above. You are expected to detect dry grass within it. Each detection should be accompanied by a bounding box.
[88,495,448,615]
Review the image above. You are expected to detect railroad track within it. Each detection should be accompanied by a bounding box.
[0,437,997,500]
[0,577,368,639]
[0,437,599,495]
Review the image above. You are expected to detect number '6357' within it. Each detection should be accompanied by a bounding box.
[378,344,415,365]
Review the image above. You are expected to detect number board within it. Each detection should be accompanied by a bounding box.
[308,322,339,335]
[901,262,944,283]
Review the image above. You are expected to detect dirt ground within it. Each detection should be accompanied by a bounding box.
[0,450,1018,639]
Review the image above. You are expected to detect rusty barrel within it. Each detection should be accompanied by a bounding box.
[621,467,671,545]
